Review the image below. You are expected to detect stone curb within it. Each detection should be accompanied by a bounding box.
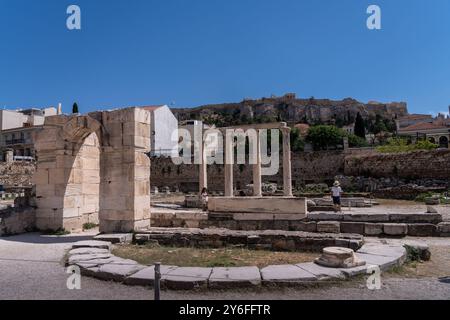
[66,239,409,290]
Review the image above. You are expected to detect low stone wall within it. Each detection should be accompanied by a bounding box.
[0,207,36,236]
[199,212,449,237]
[134,227,363,252]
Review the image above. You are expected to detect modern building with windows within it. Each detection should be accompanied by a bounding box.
[0,107,58,161]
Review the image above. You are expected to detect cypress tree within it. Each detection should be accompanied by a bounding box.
[354,112,366,138]
[72,102,79,114]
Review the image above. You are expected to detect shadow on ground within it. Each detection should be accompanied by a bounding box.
[0,232,96,244]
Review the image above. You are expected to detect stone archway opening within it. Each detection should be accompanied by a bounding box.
[439,136,449,149]
[62,132,101,231]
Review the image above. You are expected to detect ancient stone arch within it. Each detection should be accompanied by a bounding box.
[33,107,151,233]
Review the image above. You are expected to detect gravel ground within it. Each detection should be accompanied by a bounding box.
[1,232,450,300]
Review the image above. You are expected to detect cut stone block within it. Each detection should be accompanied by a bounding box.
[68,253,113,264]
[343,213,389,222]
[407,224,437,237]
[75,256,126,269]
[364,223,383,236]
[307,212,344,221]
[260,265,316,283]
[96,262,146,282]
[296,262,345,280]
[164,267,212,290]
[437,222,450,236]
[357,244,406,260]
[316,221,340,233]
[72,240,112,250]
[94,233,133,244]
[124,265,178,286]
[339,265,368,277]
[340,222,365,234]
[383,223,408,236]
[209,267,261,288]
[68,248,110,256]
[355,252,400,271]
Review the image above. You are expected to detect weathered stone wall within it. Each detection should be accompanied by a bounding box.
[150,149,373,192]
[344,149,450,179]
[0,162,35,187]
[0,207,36,236]
[151,149,450,193]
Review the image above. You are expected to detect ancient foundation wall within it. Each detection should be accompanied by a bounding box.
[344,149,450,179]
[151,149,450,192]
[0,162,35,187]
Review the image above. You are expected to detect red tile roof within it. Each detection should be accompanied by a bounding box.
[398,114,433,120]
[399,122,449,132]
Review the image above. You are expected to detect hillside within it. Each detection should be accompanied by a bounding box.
[172,94,408,128]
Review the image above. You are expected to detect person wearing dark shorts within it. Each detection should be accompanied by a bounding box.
[331,181,343,212]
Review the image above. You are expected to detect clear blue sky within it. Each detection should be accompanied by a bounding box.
[1,0,449,115]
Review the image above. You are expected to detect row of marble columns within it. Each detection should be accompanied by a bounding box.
[199,126,292,197]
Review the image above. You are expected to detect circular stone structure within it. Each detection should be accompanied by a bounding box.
[315,247,366,268]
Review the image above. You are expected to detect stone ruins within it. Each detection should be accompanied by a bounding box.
[33,107,151,233]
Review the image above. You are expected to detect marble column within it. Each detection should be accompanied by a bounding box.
[199,140,207,192]
[281,126,293,197]
[224,131,234,197]
[252,130,262,197]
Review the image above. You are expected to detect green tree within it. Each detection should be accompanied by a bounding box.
[354,112,366,138]
[306,125,345,150]
[72,102,79,114]
[347,134,368,148]
[290,128,305,152]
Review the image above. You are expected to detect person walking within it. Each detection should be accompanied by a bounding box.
[331,181,343,212]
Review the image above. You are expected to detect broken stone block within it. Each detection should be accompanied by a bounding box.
[403,240,431,261]
[437,222,450,236]
[315,247,366,268]
[383,223,408,236]
[316,221,340,233]
[426,206,438,213]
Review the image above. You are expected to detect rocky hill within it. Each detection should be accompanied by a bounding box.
[172,94,408,127]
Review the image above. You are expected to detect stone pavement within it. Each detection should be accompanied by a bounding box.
[66,237,408,290]
[1,233,450,299]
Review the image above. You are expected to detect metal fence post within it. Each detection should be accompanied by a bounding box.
[154,262,161,301]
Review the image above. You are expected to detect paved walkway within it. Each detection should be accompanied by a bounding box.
[1,233,449,300]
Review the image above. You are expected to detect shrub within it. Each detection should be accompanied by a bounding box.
[347,134,369,148]
[377,138,438,153]
[83,223,98,230]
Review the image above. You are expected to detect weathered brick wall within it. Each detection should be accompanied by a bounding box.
[0,162,35,187]
[344,149,450,179]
